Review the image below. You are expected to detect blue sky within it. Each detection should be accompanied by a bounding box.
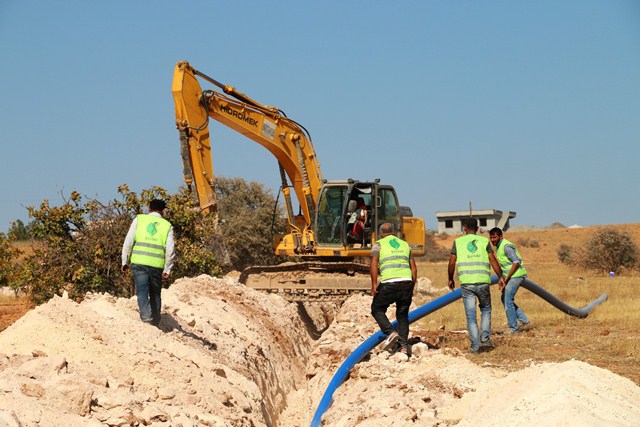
[1,1,638,232]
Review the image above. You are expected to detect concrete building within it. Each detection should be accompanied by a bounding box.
[435,209,516,235]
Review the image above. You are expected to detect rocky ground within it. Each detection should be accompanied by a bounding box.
[1,275,639,426]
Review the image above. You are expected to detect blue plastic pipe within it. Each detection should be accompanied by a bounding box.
[309,275,607,426]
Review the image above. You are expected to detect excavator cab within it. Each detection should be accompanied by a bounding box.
[314,180,410,251]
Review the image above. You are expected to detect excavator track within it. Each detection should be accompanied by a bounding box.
[239,261,371,302]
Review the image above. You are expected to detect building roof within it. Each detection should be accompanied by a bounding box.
[435,209,516,219]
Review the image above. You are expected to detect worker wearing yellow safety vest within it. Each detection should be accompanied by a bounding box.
[121,199,175,326]
[448,217,504,354]
[489,227,530,334]
[370,222,417,356]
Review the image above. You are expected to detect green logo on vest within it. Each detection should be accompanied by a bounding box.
[467,239,478,253]
[147,222,159,236]
[390,238,400,249]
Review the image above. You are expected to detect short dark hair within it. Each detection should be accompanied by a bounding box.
[463,217,478,231]
[489,227,503,236]
[149,199,166,212]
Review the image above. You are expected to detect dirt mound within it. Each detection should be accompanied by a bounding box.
[1,275,639,426]
[0,276,317,426]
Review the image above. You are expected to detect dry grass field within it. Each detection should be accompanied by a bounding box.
[0,295,31,331]
[0,240,36,330]
[414,223,640,386]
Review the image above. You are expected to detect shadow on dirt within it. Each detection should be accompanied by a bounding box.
[158,314,218,351]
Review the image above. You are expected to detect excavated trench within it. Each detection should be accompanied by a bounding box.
[0,275,625,426]
[164,276,342,426]
[0,275,343,427]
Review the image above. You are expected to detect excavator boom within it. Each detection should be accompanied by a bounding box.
[173,61,322,241]
[172,61,425,300]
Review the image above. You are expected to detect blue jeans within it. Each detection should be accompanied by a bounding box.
[131,264,163,326]
[461,284,492,352]
[501,276,529,332]
[371,281,414,346]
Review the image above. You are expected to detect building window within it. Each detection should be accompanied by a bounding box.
[445,220,453,228]
[479,218,487,227]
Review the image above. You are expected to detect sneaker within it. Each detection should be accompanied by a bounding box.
[381,332,399,351]
[480,339,494,349]
[468,348,480,354]
[503,328,519,335]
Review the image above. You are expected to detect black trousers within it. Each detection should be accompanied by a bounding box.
[371,281,414,346]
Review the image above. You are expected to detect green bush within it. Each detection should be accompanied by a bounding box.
[575,227,638,273]
[0,233,22,288]
[11,179,284,305]
[516,237,539,248]
[557,243,574,265]
[14,188,140,303]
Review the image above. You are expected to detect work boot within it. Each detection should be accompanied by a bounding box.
[480,339,494,350]
[399,345,412,358]
[381,332,399,351]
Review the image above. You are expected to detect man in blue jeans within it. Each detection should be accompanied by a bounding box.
[121,199,175,327]
[489,227,530,334]
[370,222,417,355]
[448,218,504,354]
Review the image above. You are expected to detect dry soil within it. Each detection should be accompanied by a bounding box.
[1,225,640,426]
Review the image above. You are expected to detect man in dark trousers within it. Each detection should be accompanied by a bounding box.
[448,217,504,354]
[121,199,175,326]
[370,222,417,355]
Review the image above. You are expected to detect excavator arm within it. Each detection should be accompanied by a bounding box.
[172,61,425,299]
[172,61,323,252]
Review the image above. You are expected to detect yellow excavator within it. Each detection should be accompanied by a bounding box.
[172,61,425,300]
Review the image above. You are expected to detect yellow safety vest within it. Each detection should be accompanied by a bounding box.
[378,235,412,282]
[455,234,491,285]
[496,238,527,278]
[130,214,171,269]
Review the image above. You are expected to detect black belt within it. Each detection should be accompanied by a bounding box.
[381,280,413,285]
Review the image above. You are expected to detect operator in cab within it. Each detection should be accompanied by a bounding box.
[347,197,367,244]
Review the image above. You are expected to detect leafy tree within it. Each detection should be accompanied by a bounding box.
[0,233,22,288]
[27,191,86,240]
[162,186,226,279]
[7,219,31,241]
[214,177,287,271]
[15,190,133,304]
[13,178,284,304]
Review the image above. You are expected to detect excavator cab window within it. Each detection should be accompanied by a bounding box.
[374,187,401,237]
[315,185,348,245]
